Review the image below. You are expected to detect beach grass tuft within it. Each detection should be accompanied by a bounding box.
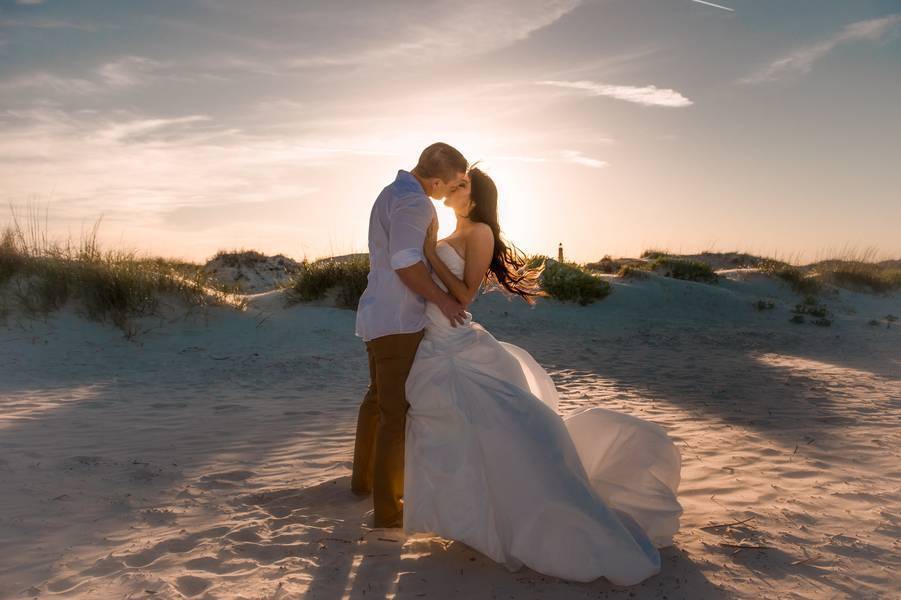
[648,256,718,283]
[1,206,235,331]
[287,255,370,309]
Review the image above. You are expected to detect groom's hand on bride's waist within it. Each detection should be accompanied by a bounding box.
[437,294,467,327]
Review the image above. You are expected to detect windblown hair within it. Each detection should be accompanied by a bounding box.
[466,166,543,304]
[412,142,468,182]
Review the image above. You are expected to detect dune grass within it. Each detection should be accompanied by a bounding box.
[640,248,669,261]
[536,257,611,305]
[758,248,900,295]
[287,255,370,309]
[648,257,718,283]
[638,247,899,295]
[617,264,650,279]
[758,260,823,296]
[633,250,718,283]
[584,255,622,274]
[209,248,271,267]
[813,260,901,294]
[1,207,236,332]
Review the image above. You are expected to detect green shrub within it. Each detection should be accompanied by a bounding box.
[792,303,827,318]
[648,257,718,283]
[760,262,822,296]
[539,259,611,305]
[640,248,669,260]
[617,264,650,279]
[289,255,370,309]
[585,255,621,274]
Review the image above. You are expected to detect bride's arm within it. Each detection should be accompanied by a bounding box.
[425,223,494,307]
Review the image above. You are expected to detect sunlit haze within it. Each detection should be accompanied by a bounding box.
[2,1,900,263]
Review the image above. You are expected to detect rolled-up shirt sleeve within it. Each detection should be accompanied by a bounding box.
[389,193,433,270]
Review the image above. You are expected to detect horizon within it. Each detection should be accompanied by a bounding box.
[2,1,900,264]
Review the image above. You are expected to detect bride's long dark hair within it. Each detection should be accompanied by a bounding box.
[466,166,543,304]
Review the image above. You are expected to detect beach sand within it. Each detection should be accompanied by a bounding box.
[1,270,899,599]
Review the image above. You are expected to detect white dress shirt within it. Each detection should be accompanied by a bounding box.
[355,170,437,342]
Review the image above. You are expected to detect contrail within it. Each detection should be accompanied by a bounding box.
[691,0,734,11]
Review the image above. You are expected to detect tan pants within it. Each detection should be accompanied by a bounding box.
[351,329,424,527]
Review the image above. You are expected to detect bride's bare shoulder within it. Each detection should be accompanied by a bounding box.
[466,222,494,244]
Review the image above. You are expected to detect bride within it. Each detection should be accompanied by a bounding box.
[402,167,683,586]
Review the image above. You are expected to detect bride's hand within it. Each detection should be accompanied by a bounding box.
[424,216,438,258]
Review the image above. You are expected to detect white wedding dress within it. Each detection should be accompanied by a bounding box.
[403,240,683,586]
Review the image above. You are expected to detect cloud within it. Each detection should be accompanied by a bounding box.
[0,18,98,31]
[561,150,608,169]
[742,13,901,83]
[16,0,45,5]
[0,55,167,95]
[537,80,693,107]
[178,0,585,70]
[0,106,399,224]
[97,56,165,87]
[690,0,734,12]
[93,115,213,143]
[0,71,98,95]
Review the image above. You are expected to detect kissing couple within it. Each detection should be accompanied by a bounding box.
[351,142,682,585]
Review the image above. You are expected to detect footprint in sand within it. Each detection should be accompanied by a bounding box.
[149,401,188,409]
[197,469,256,490]
[174,574,212,597]
[211,403,251,413]
[183,556,256,574]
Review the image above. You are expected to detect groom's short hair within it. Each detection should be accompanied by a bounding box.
[414,142,468,182]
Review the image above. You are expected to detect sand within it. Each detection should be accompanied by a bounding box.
[1,269,899,599]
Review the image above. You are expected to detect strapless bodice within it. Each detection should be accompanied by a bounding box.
[423,241,475,347]
[434,240,465,280]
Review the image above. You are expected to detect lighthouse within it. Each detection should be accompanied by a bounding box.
[557,243,564,262]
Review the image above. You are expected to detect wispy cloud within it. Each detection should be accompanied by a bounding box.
[690,0,734,12]
[0,55,166,95]
[742,13,901,83]
[0,18,98,31]
[176,1,585,71]
[97,56,165,87]
[537,80,693,107]
[93,115,213,143]
[0,107,400,221]
[561,150,608,169]
[0,72,97,95]
[15,0,45,5]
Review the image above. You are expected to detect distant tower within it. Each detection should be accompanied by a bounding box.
[558,243,564,262]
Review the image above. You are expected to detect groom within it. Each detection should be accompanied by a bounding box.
[352,142,470,528]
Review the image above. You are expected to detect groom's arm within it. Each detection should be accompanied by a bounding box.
[396,263,466,327]
[389,194,466,326]
[395,262,454,305]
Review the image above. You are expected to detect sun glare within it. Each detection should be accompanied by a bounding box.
[432,158,542,255]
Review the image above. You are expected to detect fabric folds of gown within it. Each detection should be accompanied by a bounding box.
[403,241,682,585]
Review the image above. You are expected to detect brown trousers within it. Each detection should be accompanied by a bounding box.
[351,329,425,527]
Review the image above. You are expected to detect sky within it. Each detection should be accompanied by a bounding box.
[1,0,900,264]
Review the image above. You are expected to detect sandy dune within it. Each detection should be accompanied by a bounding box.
[1,270,899,599]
